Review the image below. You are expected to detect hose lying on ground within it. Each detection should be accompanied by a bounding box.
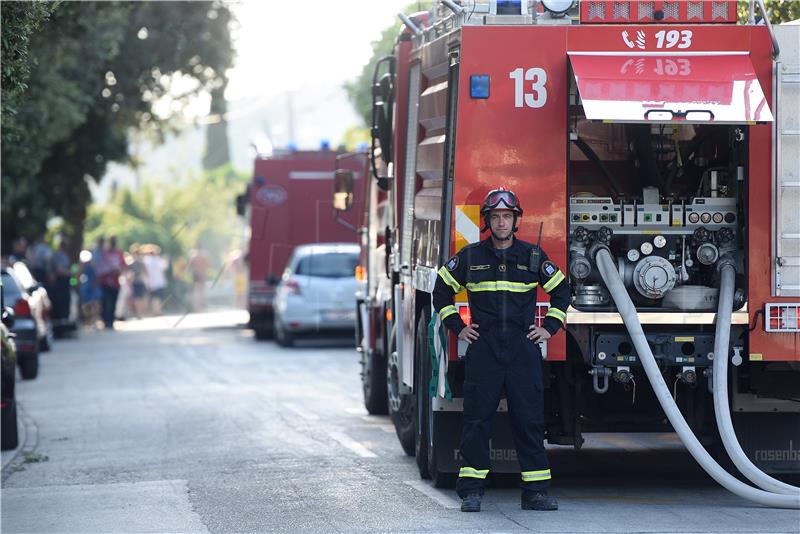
[712,262,800,496]
[595,247,800,509]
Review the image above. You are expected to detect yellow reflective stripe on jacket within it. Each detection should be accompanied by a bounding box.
[465,280,538,293]
[438,266,464,292]
[545,307,566,323]
[459,467,489,479]
[520,469,551,481]
[438,305,458,320]
[542,270,565,293]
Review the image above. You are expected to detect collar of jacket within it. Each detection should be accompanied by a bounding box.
[482,236,526,260]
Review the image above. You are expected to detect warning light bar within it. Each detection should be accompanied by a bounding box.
[581,0,736,24]
[765,304,800,333]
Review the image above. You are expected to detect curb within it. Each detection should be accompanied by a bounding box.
[1,403,37,478]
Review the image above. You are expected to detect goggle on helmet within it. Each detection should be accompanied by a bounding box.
[480,188,523,216]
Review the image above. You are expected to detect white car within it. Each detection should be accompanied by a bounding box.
[273,243,359,347]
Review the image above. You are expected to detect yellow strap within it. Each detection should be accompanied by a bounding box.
[542,270,565,293]
[545,308,566,323]
[521,469,551,481]
[459,467,489,479]
[437,266,464,293]
[438,305,458,320]
[465,280,538,293]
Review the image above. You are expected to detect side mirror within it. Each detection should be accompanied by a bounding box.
[2,306,15,329]
[333,169,354,212]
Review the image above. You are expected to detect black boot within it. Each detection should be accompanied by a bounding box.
[521,490,558,511]
[461,493,482,512]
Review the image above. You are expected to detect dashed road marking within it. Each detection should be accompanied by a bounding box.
[282,402,320,421]
[404,480,461,509]
[328,431,378,458]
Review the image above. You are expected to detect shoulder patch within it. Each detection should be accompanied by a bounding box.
[541,260,558,277]
[446,255,459,271]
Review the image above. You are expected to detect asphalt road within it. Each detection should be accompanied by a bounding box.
[2,310,798,533]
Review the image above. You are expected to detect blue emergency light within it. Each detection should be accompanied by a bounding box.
[470,75,490,99]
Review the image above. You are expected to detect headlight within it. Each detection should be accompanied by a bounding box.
[541,0,575,15]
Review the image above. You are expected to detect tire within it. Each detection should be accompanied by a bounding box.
[18,350,39,380]
[363,348,388,415]
[415,307,431,479]
[274,315,294,347]
[1,400,18,451]
[387,325,415,456]
[254,326,273,340]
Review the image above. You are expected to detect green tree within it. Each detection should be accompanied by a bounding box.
[1,1,235,258]
[738,0,800,24]
[344,2,432,126]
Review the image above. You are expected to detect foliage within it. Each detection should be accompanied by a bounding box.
[85,165,248,264]
[344,2,432,126]
[1,1,235,257]
[738,0,800,24]
[339,125,371,151]
[0,1,55,147]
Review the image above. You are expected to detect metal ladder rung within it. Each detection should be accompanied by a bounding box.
[782,182,800,188]
[778,257,800,266]
[782,233,800,239]
[779,285,800,291]
[781,130,800,136]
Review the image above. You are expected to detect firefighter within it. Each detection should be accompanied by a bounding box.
[433,187,569,512]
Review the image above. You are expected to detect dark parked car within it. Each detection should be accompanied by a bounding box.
[1,266,49,379]
[1,307,19,450]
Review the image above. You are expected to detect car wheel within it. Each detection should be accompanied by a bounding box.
[363,347,388,415]
[274,315,294,347]
[18,349,39,380]
[1,399,18,451]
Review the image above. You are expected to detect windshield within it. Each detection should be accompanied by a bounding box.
[294,252,358,278]
[2,272,23,303]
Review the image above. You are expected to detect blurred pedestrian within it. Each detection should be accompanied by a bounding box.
[97,236,124,330]
[142,244,168,315]
[227,248,247,309]
[10,237,28,264]
[26,234,52,283]
[49,239,72,331]
[79,249,101,327]
[188,242,211,312]
[128,244,148,319]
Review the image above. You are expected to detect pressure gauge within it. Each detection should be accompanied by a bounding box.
[713,212,724,224]
[541,0,575,14]
[701,212,712,223]
[640,242,654,255]
[653,235,667,249]
[627,249,641,262]
[688,212,700,224]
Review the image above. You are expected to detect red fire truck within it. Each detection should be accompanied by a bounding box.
[334,0,799,495]
[242,149,365,339]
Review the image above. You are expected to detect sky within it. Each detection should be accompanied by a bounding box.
[226,0,413,102]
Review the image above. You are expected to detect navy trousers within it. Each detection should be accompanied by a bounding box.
[456,327,551,498]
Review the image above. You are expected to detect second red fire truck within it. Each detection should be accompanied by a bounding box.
[334,0,799,501]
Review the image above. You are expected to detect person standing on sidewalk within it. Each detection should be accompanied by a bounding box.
[98,236,125,330]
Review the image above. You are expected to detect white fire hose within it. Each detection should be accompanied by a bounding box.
[595,248,800,509]
[713,262,800,496]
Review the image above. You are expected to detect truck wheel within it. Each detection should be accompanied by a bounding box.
[388,338,415,456]
[18,350,39,380]
[254,326,273,340]
[1,400,18,451]
[415,308,431,479]
[363,348,388,415]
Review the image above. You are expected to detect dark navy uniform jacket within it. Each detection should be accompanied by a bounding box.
[432,237,569,357]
